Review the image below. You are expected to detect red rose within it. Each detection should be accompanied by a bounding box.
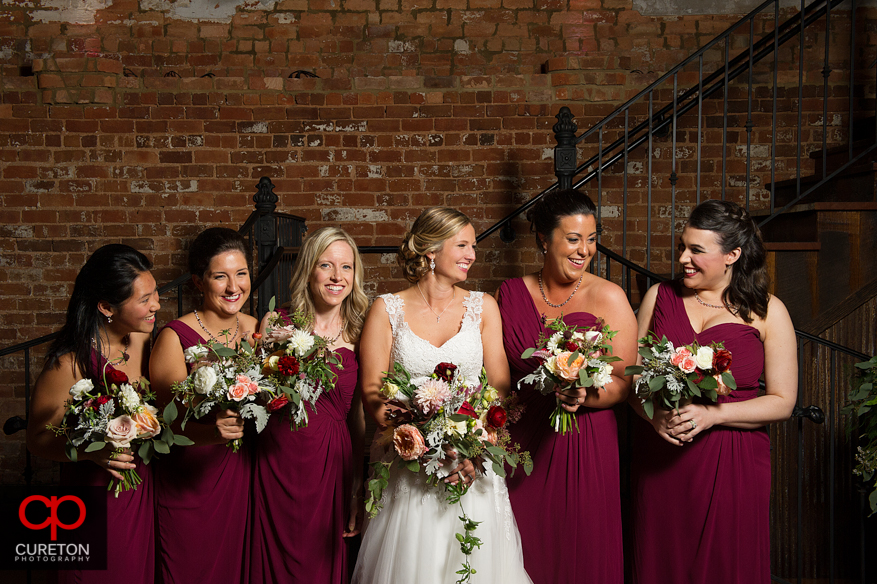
[565,341,578,352]
[278,356,300,376]
[105,369,128,386]
[92,395,112,410]
[267,394,290,413]
[434,362,458,382]
[457,401,477,418]
[486,405,507,429]
[713,349,732,373]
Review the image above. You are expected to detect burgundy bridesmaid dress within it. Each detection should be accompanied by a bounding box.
[154,320,251,584]
[497,277,624,584]
[249,334,359,584]
[58,356,155,584]
[630,280,770,584]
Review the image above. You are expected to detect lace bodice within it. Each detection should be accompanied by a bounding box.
[381,291,484,384]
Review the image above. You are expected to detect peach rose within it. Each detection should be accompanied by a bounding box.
[678,355,697,374]
[555,351,586,382]
[228,374,258,401]
[715,374,732,396]
[132,404,161,439]
[393,424,427,461]
[106,415,138,448]
[670,347,693,367]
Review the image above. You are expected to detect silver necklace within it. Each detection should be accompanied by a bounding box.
[321,320,346,345]
[416,282,456,323]
[194,309,239,344]
[92,335,129,364]
[694,291,737,314]
[538,270,583,308]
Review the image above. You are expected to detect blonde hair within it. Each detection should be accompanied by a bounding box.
[286,226,369,343]
[397,207,472,283]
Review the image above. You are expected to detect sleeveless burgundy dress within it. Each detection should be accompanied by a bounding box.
[497,277,624,584]
[249,308,360,584]
[57,355,154,584]
[630,281,770,584]
[154,320,251,584]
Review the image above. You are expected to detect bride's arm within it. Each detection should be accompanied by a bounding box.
[480,294,511,397]
[359,297,394,426]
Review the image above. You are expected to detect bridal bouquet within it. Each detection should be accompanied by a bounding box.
[366,362,531,583]
[171,338,276,452]
[624,332,737,419]
[259,300,342,430]
[48,365,189,496]
[518,317,621,434]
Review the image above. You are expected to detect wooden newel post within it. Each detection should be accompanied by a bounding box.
[553,106,578,191]
[253,176,278,317]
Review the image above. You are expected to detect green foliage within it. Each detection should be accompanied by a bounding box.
[841,355,877,514]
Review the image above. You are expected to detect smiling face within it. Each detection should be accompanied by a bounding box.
[309,240,355,311]
[429,223,477,283]
[678,226,739,290]
[195,250,251,317]
[540,214,597,283]
[109,271,161,335]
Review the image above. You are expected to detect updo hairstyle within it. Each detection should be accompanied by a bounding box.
[188,227,249,279]
[526,189,597,251]
[686,199,769,323]
[397,207,472,283]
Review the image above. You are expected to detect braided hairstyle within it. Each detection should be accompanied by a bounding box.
[397,207,472,283]
[687,199,769,323]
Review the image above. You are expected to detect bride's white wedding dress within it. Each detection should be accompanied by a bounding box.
[352,291,532,584]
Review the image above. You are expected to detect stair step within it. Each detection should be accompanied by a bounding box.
[766,162,877,207]
[764,242,821,251]
[751,201,877,217]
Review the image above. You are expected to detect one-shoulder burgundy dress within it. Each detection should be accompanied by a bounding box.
[630,280,770,584]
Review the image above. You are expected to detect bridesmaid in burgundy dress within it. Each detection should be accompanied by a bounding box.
[249,226,367,584]
[496,189,638,584]
[150,228,259,584]
[629,200,797,584]
[27,244,161,583]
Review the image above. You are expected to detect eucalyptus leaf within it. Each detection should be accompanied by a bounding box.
[648,376,666,392]
[492,461,505,477]
[84,441,106,453]
[173,434,195,446]
[154,440,170,455]
[138,441,153,465]
[625,365,644,376]
[521,348,536,360]
[643,399,655,419]
[163,400,178,425]
[65,442,78,463]
[268,296,276,312]
[722,371,737,390]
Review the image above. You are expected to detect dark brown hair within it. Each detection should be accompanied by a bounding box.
[526,189,597,249]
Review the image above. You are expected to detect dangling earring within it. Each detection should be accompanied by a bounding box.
[106,314,112,324]
[429,258,436,275]
[541,248,547,255]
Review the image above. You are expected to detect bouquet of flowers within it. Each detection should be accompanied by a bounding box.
[48,365,189,496]
[841,355,877,514]
[365,362,531,583]
[624,332,737,419]
[171,337,276,452]
[518,317,621,434]
[259,299,342,430]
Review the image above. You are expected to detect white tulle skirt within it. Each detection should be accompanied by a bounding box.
[352,457,532,584]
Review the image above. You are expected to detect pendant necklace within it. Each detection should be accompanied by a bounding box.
[416,282,456,323]
[194,310,240,344]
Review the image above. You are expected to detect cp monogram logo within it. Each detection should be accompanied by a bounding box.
[18,495,87,541]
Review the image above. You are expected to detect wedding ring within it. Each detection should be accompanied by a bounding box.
[689,420,697,430]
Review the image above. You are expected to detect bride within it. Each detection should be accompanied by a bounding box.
[353,207,532,583]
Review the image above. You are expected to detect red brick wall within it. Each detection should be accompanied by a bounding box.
[0,1,875,484]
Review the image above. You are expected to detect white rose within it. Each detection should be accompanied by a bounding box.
[265,355,280,371]
[193,366,218,395]
[183,345,209,364]
[380,381,400,400]
[105,415,138,448]
[695,346,714,370]
[287,329,315,357]
[69,378,94,400]
[544,355,559,376]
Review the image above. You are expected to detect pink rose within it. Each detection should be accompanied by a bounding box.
[131,405,161,439]
[106,415,138,448]
[393,424,427,461]
[670,347,693,367]
[555,351,585,382]
[678,355,697,374]
[228,374,258,401]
